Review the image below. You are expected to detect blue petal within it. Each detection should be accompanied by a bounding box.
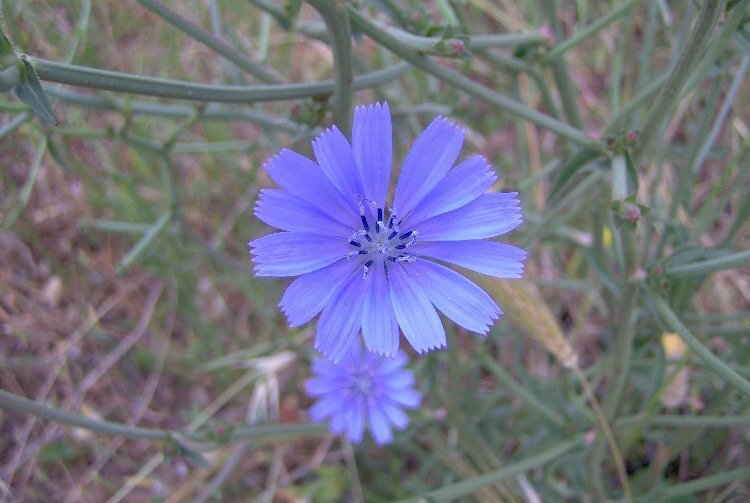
[387,388,421,408]
[406,259,500,334]
[388,264,446,353]
[393,117,464,216]
[250,232,348,277]
[263,148,357,228]
[380,400,409,429]
[344,397,366,443]
[416,193,522,241]
[381,371,416,390]
[367,400,393,445]
[280,261,357,327]
[255,189,351,238]
[309,395,341,422]
[352,102,392,208]
[315,274,369,363]
[361,263,399,357]
[372,351,408,375]
[403,155,496,227]
[306,376,341,397]
[413,240,526,278]
[312,126,362,211]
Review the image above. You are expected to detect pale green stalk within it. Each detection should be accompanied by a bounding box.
[137,0,282,83]
[634,0,725,166]
[306,0,354,135]
[27,56,408,103]
[348,7,601,150]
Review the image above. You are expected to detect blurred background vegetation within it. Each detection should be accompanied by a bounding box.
[1,0,749,501]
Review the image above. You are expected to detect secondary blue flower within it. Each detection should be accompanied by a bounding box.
[250,102,525,362]
[306,346,420,445]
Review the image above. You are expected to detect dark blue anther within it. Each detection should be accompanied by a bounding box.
[364,234,373,242]
[364,259,374,269]
[377,208,383,224]
[349,240,361,247]
[387,231,398,240]
[358,250,368,255]
[360,215,370,232]
[395,244,406,249]
[399,231,413,240]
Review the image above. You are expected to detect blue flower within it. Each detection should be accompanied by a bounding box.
[251,102,525,362]
[305,346,420,445]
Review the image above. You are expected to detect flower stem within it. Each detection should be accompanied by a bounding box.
[27,56,407,103]
[136,0,283,84]
[648,290,750,398]
[348,6,601,150]
[0,387,327,444]
[633,0,724,166]
[306,0,354,136]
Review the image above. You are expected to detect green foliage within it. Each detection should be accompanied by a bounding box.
[1,0,750,501]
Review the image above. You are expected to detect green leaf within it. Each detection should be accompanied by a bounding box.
[46,136,72,171]
[0,13,17,69]
[548,148,605,203]
[15,56,57,125]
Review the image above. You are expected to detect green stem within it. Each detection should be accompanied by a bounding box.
[393,436,585,502]
[666,249,750,277]
[137,0,282,84]
[589,154,640,500]
[306,0,354,135]
[539,0,583,129]
[541,0,642,64]
[348,7,601,150]
[27,56,408,103]
[634,0,725,166]
[618,413,750,428]
[649,290,750,397]
[480,353,565,427]
[0,387,326,444]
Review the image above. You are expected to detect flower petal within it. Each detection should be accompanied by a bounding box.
[352,102,392,208]
[306,376,341,397]
[403,155,496,227]
[379,400,409,430]
[249,232,348,277]
[309,395,341,422]
[255,189,351,238]
[406,259,500,334]
[416,193,522,241]
[344,397,366,443]
[388,388,421,408]
[367,400,393,445]
[312,126,362,210]
[362,263,399,357]
[388,264,446,353]
[315,274,369,363]
[394,117,465,216]
[413,240,526,278]
[263,148,357,228]
[280,260,357,327]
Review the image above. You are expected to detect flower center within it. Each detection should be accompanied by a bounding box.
[345,196,418,277]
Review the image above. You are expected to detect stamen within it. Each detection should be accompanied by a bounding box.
[349,229,366,242]
[360,214,370,232]
[364,234,373,242]
[349,241,362,247]
[387,231,398,240]
[377,208,383,224]
[394,255,416,263]
[345,250,368,259]
[363,259,374,278]
[399,231,413,240]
